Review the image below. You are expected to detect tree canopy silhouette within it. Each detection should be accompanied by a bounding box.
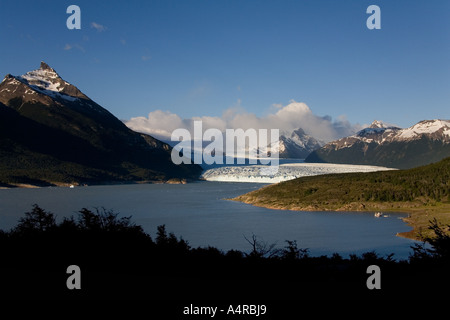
[1,204,450,300]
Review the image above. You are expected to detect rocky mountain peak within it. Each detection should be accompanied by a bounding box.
[40,61,57,73]
[291,128,306,137]
[0,62,91,103]
[275,127,324,158]
[369,120,386,129]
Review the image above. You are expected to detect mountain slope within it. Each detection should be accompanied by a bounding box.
[0,62,201,187]
[276,128,324,159]
[253,128,324,159]
[305,120,450,169]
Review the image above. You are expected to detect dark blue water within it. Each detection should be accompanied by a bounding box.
[0,181,416,259]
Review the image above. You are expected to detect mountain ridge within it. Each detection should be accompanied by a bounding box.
[276,128,325,159]
[0,62,201,187]
[250,127,324,160]
[305,119,450,169]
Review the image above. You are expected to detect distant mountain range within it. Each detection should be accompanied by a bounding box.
[3,62,446,184]
[276,128,325,159]
[0,62,201,187]
[249,128,324,160]
[306,119,450,169]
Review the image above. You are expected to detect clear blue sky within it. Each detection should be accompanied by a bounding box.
[1,0,449,128]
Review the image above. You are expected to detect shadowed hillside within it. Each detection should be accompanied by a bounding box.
[0,63,202,187]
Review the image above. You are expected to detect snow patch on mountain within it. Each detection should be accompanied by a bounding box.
[14,62,80,102]
[326,119,450,151]
[398,120,450,139]
[260,128,325,159]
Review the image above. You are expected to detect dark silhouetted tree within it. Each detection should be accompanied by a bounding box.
[244,234,279,258]
[156,224,190,252]
[281,240,309,260]
[13,204,56,235]
[76,207,142,233]
[410,218,450,262]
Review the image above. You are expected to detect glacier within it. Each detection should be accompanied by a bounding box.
[201,162,395,183]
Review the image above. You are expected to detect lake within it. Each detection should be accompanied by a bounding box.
[0,181,417,259]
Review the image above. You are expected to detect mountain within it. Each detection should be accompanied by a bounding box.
[305,119,450,169]
[0,62,202,187]
[277,128,325,159]
[255,128,324,159]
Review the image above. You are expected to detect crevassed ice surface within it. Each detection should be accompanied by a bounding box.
[201,163,395,183]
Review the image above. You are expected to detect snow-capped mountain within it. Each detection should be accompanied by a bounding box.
[306,119,450,169]
[0,62,114,120]
[278,128,325,158]
[396,119,450,141]
[260,128,324,159]
[0,62,201,187]
[11,61,85,101]
[321,120,401,148]
[328,119,450,147]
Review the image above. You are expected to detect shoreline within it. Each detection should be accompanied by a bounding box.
[4,177,448,242]
[231,195,450,241]
[0,178,192,189]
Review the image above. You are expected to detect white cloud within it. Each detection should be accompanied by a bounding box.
[91,22,107,32]
[124,100,362,142]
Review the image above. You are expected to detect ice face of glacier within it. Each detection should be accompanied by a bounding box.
[201,162,395,183]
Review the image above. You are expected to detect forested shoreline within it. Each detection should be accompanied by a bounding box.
[1,205,449,300]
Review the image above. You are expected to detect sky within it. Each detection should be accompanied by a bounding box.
[1,0,449,141]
